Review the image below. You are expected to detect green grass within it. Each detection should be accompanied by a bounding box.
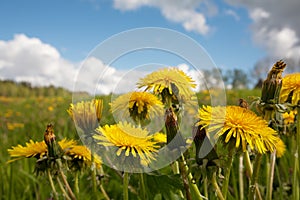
[0,89,296,199]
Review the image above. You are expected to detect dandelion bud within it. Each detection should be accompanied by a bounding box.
[164,108,186,150]
[44,124,61,158]
[192,123,218,166]
[261,60,286,104]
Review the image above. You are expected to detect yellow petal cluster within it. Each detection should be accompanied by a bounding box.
[280,73,300,105]
[110,91,164,121]
[197,105,285,156]
[67,99,103,132]
[94,121,163,166]
[137,67,196,100]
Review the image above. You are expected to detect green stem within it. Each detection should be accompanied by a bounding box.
[56,176,71,200]
[248,153,263,200]
[239,155,244,200]
[47,169,59,200]
[179,158,192,200]
[57,160,76,200]
[90,145,98,196]
[139,173,146,200]
[275,164,283,200]
[212,172,225,200]
[123,172,129,200]
[266,151,276,200]
[297,102,300,184]
[221,150,234,199]
[181,155,204,200]
[74,171,79,198]
[172,161,184,198]
[203,177,208,199]
[9,164,13,200]
[100,184,110,200]
[244,151,253,175]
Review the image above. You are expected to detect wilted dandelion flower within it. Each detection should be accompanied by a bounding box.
[94,121,162,166]
[65,145,102,169]
[280,73,300,105]
[110,91,164,123]
[67,99,103,133]
[137,67,196,104]
[197,105,285,156]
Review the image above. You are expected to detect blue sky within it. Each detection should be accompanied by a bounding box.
[0,0,299,94]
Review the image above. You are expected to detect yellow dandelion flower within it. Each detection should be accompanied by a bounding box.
[94,121,161,166]
[111,91,164,122]
[282,110,296,125]
[275,139,286,157]
[7,140,47,162]
[65,145,102,169]
[197,105,285,155]
[67,99,103,132]
[6,122,24,131]
[58,138,77,150]
[137,67,196,101]
[153,132,167,143]
[7,139,77,163]
[280,73,300,104]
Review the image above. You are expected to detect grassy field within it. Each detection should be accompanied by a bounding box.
[0,88,297,200]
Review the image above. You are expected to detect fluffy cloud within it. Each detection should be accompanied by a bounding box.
[225,0,300,72]
[0,34,76,90]
[0,34,145,94]
[113,0,217,35]
[1,34,205,95]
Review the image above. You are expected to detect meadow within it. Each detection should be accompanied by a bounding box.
[0,66,299,200]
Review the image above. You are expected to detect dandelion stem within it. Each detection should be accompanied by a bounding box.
[56,176,71,200]
[179,158,192,200]
[248,153,262,200]
[74,171,79,198]
[266,150,276,200]
[244,151,253,175]
[212,172,225,200]
[57,160,76,200]
[239,155,244,200]
[180,155,204,200]
[222,150,234,199]
[100,184,110,200]
[139,173,146,200]
[123,172,129,200]
[297,101,300,184]
[203,177,208,198]
[47,169,59,200]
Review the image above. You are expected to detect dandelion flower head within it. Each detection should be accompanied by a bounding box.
[280,73,300,105]
[197,105,285,156]
[137,67,196,101]
[110,91,164,122]
[94,121,163,166]
[67,99,103,132]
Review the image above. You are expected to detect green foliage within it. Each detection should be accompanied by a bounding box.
[0,86,297,199]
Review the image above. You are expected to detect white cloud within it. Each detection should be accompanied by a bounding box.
[225,0,300,71]
[113,0,215,35]
[224,9,240,21]
[0,34,76,90]
[0,34,159,95]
